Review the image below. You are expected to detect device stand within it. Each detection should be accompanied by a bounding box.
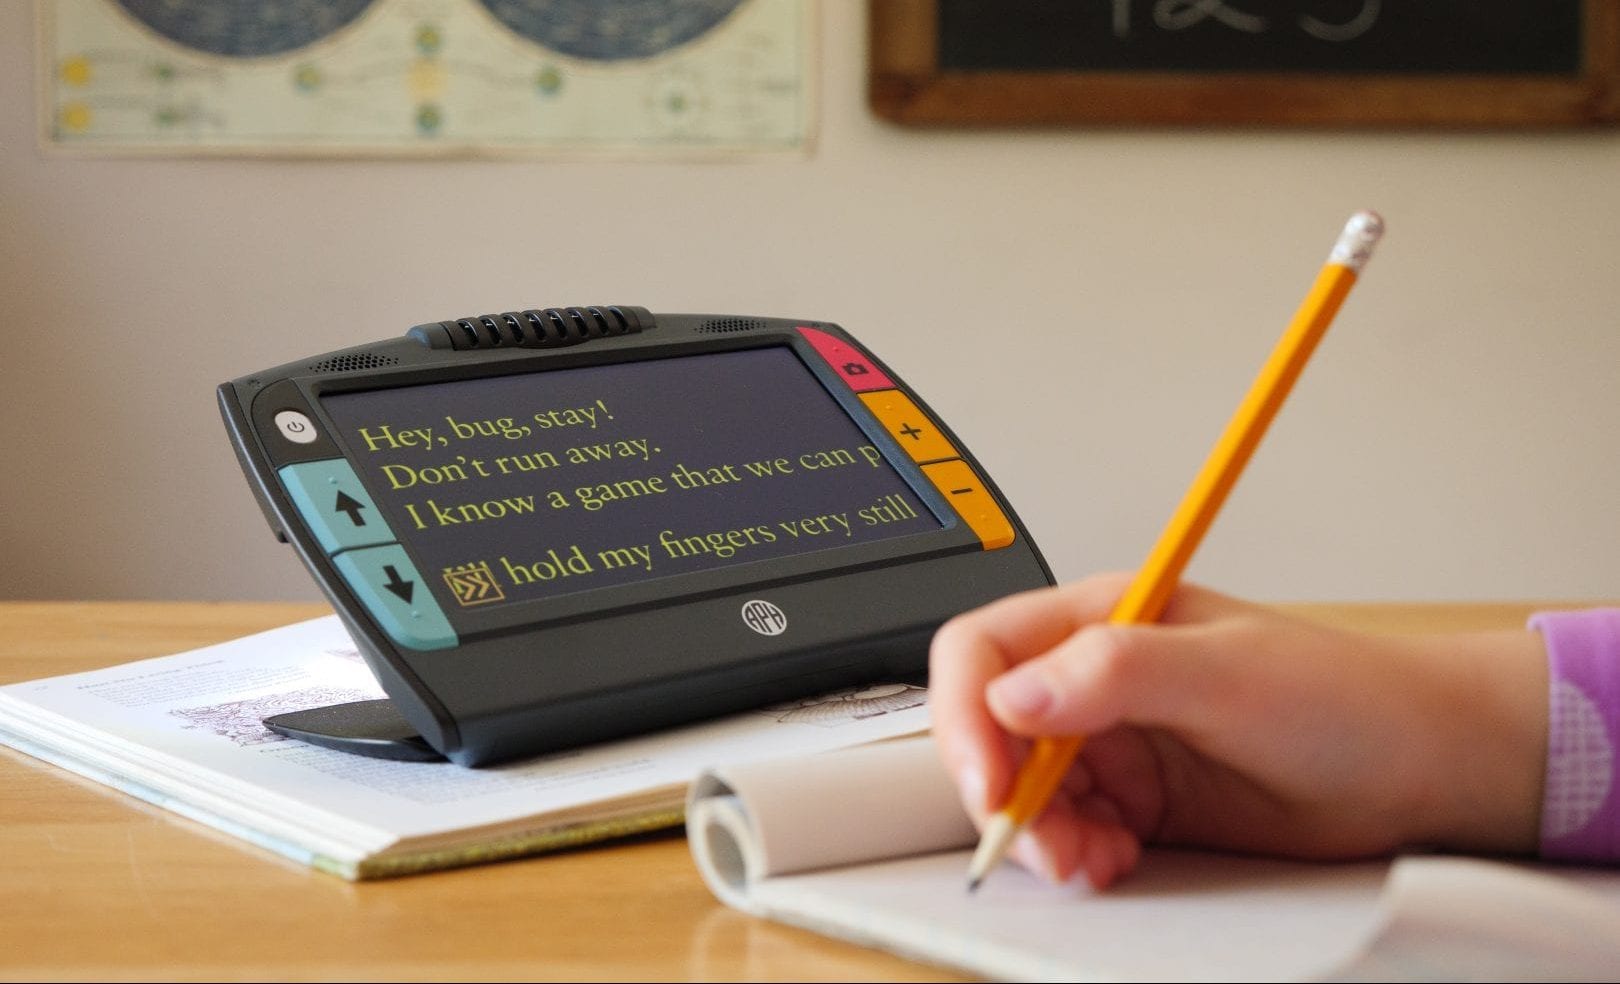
[263,699,446,762]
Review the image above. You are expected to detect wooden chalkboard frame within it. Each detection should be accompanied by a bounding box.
[869,1,1620,127]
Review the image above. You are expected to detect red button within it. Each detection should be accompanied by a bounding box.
[797,326,895,392]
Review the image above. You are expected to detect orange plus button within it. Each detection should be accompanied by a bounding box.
[859,390,958,464]
[921,459,1015,550]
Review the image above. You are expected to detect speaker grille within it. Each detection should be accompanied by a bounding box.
[696,317,767,334]
[307,352,400,373]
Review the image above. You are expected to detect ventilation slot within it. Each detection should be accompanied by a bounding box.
[307,352,400,373]
[416,305,652,350]
[696,317,767,334]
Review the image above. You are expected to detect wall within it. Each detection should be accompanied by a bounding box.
[3,3,1617,604]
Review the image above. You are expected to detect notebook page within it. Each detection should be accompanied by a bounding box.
[688,733,1620,982]
[751,848,1390,983]
[1320,855,1620,981]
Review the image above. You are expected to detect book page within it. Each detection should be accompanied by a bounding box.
[688,735,1620,982]
[0,615,931,870]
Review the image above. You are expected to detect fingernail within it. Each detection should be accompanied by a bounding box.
[989,668,1053,719]
[1014,831,1063,884]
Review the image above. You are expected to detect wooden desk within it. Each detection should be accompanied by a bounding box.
[0,601,1577,981]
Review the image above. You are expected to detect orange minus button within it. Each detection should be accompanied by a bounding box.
[921,459,1015,550]
[859,390,958,464]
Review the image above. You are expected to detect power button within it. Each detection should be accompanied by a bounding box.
[274,410,319,444]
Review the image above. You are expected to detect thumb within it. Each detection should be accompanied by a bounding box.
[985,622,1231,738]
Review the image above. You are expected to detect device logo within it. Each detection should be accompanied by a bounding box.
[740,599,787,636]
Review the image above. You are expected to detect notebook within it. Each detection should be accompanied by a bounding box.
[0,614,929,879]
[687,735,1620,982]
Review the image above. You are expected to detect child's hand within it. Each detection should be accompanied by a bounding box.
[929,574,1548,889]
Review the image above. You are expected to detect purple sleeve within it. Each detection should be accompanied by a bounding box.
[1529,608,1620,862]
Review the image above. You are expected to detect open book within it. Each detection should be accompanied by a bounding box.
[0,614,928,879]
[688,735,1620,982]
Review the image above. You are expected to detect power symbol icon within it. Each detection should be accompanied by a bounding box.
[274,410,319,444]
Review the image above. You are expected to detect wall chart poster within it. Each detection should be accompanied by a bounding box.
[39,0,812,155]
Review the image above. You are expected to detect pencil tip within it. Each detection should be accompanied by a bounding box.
[965,812,1018,896]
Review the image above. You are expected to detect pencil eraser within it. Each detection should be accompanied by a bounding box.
[1330,211,1384,271]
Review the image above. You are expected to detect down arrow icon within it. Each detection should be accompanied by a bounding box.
[382,565,415,604]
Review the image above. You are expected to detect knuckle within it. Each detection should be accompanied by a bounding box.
[1069,624,1147,691]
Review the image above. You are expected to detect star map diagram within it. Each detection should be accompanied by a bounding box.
[43,0,810,153]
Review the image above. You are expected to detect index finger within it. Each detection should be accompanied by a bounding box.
[928,574,1135,816]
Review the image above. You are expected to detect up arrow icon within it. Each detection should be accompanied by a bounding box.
[334,490,367,526]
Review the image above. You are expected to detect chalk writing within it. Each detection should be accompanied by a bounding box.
[1112,0,1380,42]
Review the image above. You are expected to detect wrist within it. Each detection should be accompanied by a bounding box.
[1407,629,1547,855]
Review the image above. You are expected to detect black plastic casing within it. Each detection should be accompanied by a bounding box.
[218,310,1054,766]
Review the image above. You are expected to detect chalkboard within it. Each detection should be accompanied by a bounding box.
[870,0,1620,126]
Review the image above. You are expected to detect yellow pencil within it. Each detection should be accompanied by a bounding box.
[965,210,1385,892]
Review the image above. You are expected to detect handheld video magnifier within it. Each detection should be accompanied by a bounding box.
[220,306,1053,766]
